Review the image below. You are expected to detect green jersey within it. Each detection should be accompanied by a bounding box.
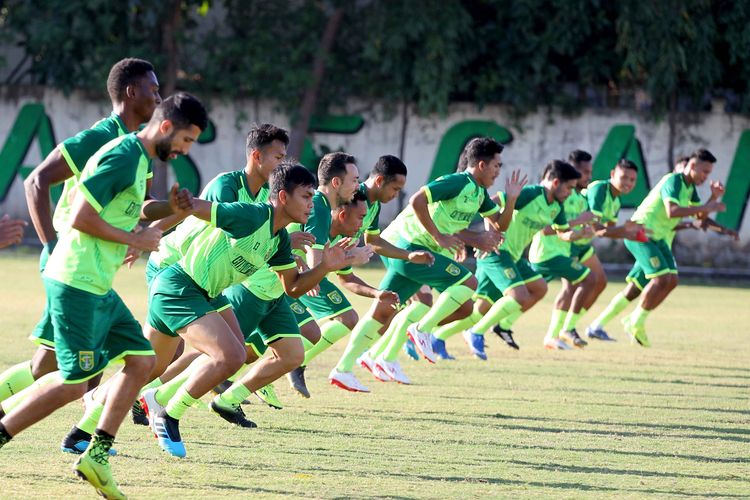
[497,184,567,262]
[528,188,589,262]
[632,172,700,241]
[382,172,498,258]
[356,182,382,238]
[44,134,152,295]
[53,112,130,233]
[178,202,296,298]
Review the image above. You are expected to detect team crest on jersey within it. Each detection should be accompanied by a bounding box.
[79,351,95,372]
[504,268,517,280]
[572,260,582,270]
[290,302,306,315]
[327,291,344,304]
[649,256,661,268]
[445,263,461,276]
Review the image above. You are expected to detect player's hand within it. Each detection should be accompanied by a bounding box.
[290,231,315,252]
[576,211,598,225]
[376,289,400,310]
[168,183,194,215]
[577,225,596,240]
[123,246,142,268]
[434,232,463,254]
[131,227,162,252]
[346,244,374,266]
[622,221,645,240]
[710,180,726,199]
[473,228,503,253]
[504,169,528,200]
[724,228,740,241]
[294,254,310,272]
[407,251,434,266]
[704,200,726,213]
[306,283,320,297]
[0,214,26,249]
[455,245,468,262]
[321,239,350,272]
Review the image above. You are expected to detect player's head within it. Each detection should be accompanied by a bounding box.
[463,137,504,187]
[107,58,161,122]
[332,190,368,237]
[542,159,582,202]
[673,155,690,174]
[568,149,593,188]
[150,93,208,161]
[317,152,359,204]
[685,148,717,186]
[610,158,638,195]
[245,124,289,180]
[270,161,317,223]
[368,155,407,203]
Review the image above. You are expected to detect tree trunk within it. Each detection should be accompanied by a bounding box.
[152,0,183,199]
[287,6,345,160]
[667,91,677,172]
[397,98,409,213]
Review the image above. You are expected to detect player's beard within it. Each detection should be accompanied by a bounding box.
[155,134,176,161]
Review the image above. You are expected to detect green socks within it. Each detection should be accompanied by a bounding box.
[631,305,650,328]
[434,310,482,341]
[499,309,523,330]
[1,371,59,413]
[165,386,199,420]
[368,304,413,359]
[562,309,584,332]
[0,361,35,401]
[382,302,429,362]
[336,317,383,372]
[155,368,194,406]
[470,296,522,335]
[77,397,104,434]
[546,309,566,339]
[302,320,351,366]
[216,381,252,408]
[416,285,474,333]
[592,292,631,329]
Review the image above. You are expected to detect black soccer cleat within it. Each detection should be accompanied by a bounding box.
[493,325,520,350]
[209,400,257,428]
[131,399,149,426]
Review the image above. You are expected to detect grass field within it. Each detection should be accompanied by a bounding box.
[0,252,749,499]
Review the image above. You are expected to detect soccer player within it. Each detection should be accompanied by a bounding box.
[363,137,513,381]
[0,93,205,499]
[141,163,351,457]
[0,58,161,403]
[452,160,593,355]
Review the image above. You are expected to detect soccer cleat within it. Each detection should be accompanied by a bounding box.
[210,399,258,428]
[543,336,572,350]
[61,426,117,456]
[403,338,420,361]
[73,450,126,500]
[462,330,488,360]
[371,361,392,382]
[560,329,588,348]
[622,317,650,348]
[152,409,186,457]
[493,325,520,350]
[431,336,455,360]
[286,366,310,399]
[375,358,410,385]
[131,399,149,426]
[406,324,436,363]
[254,384,283,410]
[328,369,370,393]
[586,325,616,341]
[357,351,375,373]
[139,388,165,436]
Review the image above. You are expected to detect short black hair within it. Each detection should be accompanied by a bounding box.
[343,189,368,208]
[456,151,468,172]
[107,58,155,103]
[245,123,290,157]
[568,149,592,165]
[318,152,356,185]
[615,158,638,172]
[151,92,208,132]
[690,148,717,163]
[676,155,690,165]
[463,137,504,169]
[370,155,407,182]
[542,160,582,182]
[270,161,317,200]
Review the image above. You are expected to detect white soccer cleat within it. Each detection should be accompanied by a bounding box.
[139,387,166,436]
[543,336,572,350]
[328,369,370,393]
[375,358,411,385]
[372,361,393,382]
[406,323,437,364]
[357,351,375,373]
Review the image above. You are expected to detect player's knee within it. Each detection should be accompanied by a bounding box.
[300,321,321,344]
[669,274,679,289]
[60,381,89,401]
[283,342,305,370]
[414,287,433,306]
[244,348,259,364]
[30,349,57,380]
[463,276,478,290]
[339,310,359,330]
[217,346,246,377]
[453,300,474,320]
[124,355,156,381]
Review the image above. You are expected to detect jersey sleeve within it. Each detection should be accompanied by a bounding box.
[660,174,685,206]
[479,188,500,217]
[423,174,470,203]
[513,185,542,210]
[690,187,702,206]
[201,174,239,203]
[366,204,382,234]
[59,127,112,176]
[211,202,269,238]
[587,182,608,218]
[304,197,332,248]
[78,152,137,213]
[268,229,296,271]
[552,204,568,229]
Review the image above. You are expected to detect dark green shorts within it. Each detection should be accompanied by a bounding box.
[531,255,590,284]
[378,241,472,303]
[43,278,154,384]
[571,243,595,262]
[298,277,353,321]
[147,264,230,337]
[286,297,315,327]
[626,266,650,291]
[223,284,302,356]
[624,238,677,279]
[30,246,55,347]
[145,258,161,289]
[475,251,542,303]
